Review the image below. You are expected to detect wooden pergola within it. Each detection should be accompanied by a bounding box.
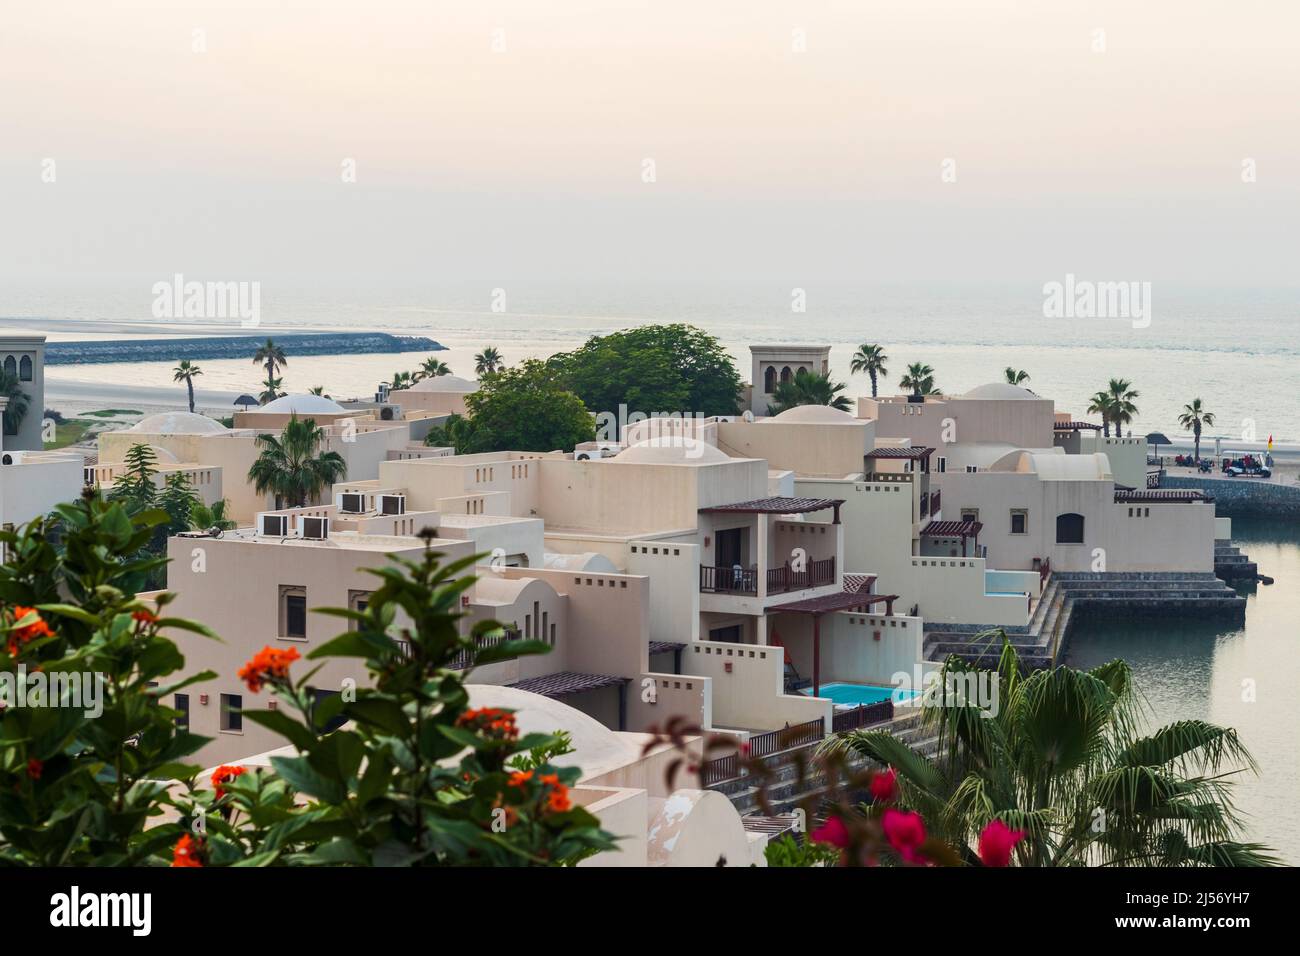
[769,590,899,697]
[920,519,983,557]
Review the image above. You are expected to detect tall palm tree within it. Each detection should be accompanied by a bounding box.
[259,376,286,405]
[308,385,331,398]
[390,370,414,390]
[898,362,938,398]
[766,369,852,415]
[823,638,1277,867]
[849,344,888,398]
[247,414,347,509]
[173,360,202,413]
[252,338,288,390]
[1107,378,1140,437]
[416,357,452,380]
[0,370,31,438]
[1178,398,1216,462]
[1087,391,1114,437]
[1004,367,1030,385]
[474,347,503,376]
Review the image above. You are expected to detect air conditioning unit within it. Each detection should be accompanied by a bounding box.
[1,452,21,465]
[377,383,391,401]
[573,448,606,461]
[338,492,366,514]
[301,516,329,540]
[379,493,406,515]
[259,513,289,537]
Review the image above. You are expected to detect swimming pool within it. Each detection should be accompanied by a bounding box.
[799,682,918,706]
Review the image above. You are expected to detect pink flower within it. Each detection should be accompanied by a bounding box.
[869,767,898,803]
[810,815,850,849]
[978,819,1026,867]
[882,808,926,863]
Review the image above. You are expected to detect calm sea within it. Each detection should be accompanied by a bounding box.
[9,279,1300,440]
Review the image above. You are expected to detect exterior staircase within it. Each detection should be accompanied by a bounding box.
[1214,541,1258,581]
[709,709,941,816]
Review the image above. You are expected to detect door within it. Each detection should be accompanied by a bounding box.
[716,527,743,568]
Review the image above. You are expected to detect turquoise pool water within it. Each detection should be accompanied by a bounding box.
[800,682,918,706]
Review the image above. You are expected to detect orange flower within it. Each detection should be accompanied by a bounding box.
[6,606,54,656]
[539,773,571,814]
[26,758,43,780]
[132,609,159,625]
[171,834,205,867]
[211,764,246,798]
[454,707,518,742]
[237,645,301,692]
[507,769,534,788]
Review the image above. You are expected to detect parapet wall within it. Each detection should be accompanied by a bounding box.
[1162,475,1300,518]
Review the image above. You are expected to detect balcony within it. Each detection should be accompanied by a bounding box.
[699,557,836,595]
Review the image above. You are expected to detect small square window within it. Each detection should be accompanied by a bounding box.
[220,693,243,732]
[1010,510,1027,535]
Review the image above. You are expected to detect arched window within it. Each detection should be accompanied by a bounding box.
[780,365,792,384]
[18,356,32,382]
[1055,513,1085,544]
[763,366,777,393]
[2,356,15,378]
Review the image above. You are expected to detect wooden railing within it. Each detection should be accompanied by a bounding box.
[701,753,738,786]
[700,564,759,594]
[747,717,826,759]
[765,557,836,594]
[448,628,519,670]
[831,699,894,733]
[701,705,895,785]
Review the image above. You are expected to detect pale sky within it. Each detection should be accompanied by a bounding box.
[2,0,1297,283]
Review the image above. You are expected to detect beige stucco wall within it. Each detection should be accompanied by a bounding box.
[716,418,872,478]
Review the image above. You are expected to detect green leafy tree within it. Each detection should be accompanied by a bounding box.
[474,347,503,376]
[252,338,288,394]
[173,360,202,413]
[0,493,218,865]
[159,471,202,535]
[451,361,594,453]
[190,497,237,532]
[0,370,30,438]
[108,443,160,510]
[766,369,852,415]
[549,324,742,435]
[423,412,474,453]
[248,414,347,509]
[416,357,451,380]
[899,362,938,397]
[259,375,286,405]
[850,344,888,398]
[1106,378,1140,437]
[1177,398,1216,462]
[1087,390,1115,437]
[163,539,618,866]
[1004,367,1030,385]
[823,638,1277,867]
[390,371,414,390]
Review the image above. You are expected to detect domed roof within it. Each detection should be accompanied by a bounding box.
[962,383,1039,400]
[543,552,620,573]
[614,436,732,465]
[129,411,227,435]
[406,375,478,393]
[255,394,348,415]
[764,404,859,424]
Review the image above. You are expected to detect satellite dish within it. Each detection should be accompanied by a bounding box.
[742,410,755,422]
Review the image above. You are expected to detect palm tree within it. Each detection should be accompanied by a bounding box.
[416,357,452,380]
[1087,390,1114,437]
[247,414,347,509]
[474,347,503,376]
[1004,367,1030,385]
[0,370,31,438]
[390,371,414,390]
[849,344,888,398]
[259,376,286,405]
[898,362,938,398]
[252,338,288,390]
[823,638,1277,867]
[1107,378,1140,437]
[308,386,331,398]
[190,497,237,532]
[173,360,202,413]
[1178,398,1216,463]
[766,369,852,415]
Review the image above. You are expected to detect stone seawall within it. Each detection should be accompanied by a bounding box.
[1162,475,1300,519]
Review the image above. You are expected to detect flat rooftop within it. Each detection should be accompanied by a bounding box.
[210,528,466,552]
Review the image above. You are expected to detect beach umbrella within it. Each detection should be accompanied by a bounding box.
[1145,432,1171,449]
[233,394,259,409]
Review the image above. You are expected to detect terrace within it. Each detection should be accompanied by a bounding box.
[697,496,842,597]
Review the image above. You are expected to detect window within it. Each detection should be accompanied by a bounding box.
[935,456,947,473]
[780,365,792,384]
[174,693,190,731]
[961,509,979,524]
[18,355,32,382]
[280,586,307,638]
[763,366,777,393]
[347,590,371,631]
[220,693,242,732]
[309,688,347,733]
[965,465,979,473]
[1056,512,1085,544]
[2,356,13,378]
[1010,510,1028,535]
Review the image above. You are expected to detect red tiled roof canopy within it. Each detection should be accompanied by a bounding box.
[865,446,935,460]
[842,573,877,594]
[921,519,983,537]
[507,671,629,698]
[770,591,898,616]
[699,496,844,514]
[1054,421,1102,431]
[648,641,685,654]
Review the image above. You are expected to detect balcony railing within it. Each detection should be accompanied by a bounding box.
[700,557,836,595]
[448,628,519,670]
